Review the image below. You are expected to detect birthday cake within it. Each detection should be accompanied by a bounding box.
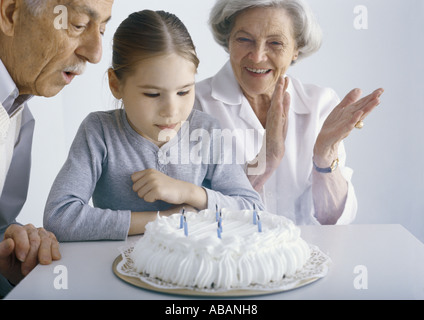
[130,208,311,290]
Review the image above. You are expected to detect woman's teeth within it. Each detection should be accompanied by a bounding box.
[246,67,271,74]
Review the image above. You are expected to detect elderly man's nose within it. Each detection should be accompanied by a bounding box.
[76,32,103,64]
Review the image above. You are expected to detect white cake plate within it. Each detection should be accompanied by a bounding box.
[112,244,331,297]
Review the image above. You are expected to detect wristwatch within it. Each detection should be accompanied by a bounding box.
[313,158,339,173]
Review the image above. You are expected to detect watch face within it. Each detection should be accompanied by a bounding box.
[331,159,339,172]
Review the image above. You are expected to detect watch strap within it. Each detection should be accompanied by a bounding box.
[313,158,339,173]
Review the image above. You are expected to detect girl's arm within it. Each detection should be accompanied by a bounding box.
[131,169,207,210]
[43,114,131,241]
[130,157,264,213]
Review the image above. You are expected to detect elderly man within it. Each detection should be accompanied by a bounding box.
[0,0,114,297]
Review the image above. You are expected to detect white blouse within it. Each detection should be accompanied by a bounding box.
[195,61,357,225]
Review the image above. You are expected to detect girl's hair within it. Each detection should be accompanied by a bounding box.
[112,10,200,82]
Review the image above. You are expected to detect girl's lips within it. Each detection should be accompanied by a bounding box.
[157,124,178,130]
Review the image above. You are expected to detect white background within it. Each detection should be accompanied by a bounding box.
[18,0,424,242]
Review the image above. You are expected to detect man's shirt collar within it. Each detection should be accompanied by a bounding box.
[0,58,33,114]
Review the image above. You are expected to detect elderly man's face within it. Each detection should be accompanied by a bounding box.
[7,0,113,97]
[228,7,299,100]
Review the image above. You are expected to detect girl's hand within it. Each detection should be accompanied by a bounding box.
[131,169,207,209]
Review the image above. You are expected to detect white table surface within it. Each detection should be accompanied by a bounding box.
[5,224,424,300]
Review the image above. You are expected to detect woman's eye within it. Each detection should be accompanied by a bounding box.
[269,41,285,50]
[237,37,252,43]
[144,93,160,98]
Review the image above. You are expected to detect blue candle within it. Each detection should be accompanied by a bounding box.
[253,204,257,225]
[215,204,219,222]
[218,217,223,233]
[183,216,188,236]
[257,214,262,232]
[179,208,185,229]
[217,227,222,239]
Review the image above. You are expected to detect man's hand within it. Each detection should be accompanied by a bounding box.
[0,224,61,285]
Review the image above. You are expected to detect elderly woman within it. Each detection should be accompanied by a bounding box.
[195,0,383,225]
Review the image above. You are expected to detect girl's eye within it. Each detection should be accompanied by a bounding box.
[177,91,190,97]
[144,93,160,98]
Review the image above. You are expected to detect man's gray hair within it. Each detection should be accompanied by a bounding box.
[209,0,322,63]
[24,0,48,15]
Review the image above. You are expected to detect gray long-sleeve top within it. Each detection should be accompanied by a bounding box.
[44,109,264,241]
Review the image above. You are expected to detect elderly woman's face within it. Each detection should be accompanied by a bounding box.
[228,7,299,99]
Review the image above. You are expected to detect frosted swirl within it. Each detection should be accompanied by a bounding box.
[131,209,311,290]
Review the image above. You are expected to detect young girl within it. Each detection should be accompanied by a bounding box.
[43,10,264,241]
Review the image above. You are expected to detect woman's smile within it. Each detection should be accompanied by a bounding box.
[245,66,273,76]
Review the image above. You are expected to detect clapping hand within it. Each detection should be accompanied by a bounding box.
[314,88,384,165]
[247,76,290,190]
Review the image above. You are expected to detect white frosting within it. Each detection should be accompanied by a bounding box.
[131,209,311,290]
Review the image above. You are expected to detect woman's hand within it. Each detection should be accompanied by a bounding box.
[247,76,290,190]
[313,88,384,166]
[265,76,290,168]
[131,169,207,209]
[312,87,383,224]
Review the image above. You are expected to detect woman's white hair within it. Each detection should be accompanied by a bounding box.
[209,0,322,62]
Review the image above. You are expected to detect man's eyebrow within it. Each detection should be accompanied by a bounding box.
[69,4,112,23]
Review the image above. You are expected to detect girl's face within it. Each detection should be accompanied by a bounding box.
[109,53,196,147]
